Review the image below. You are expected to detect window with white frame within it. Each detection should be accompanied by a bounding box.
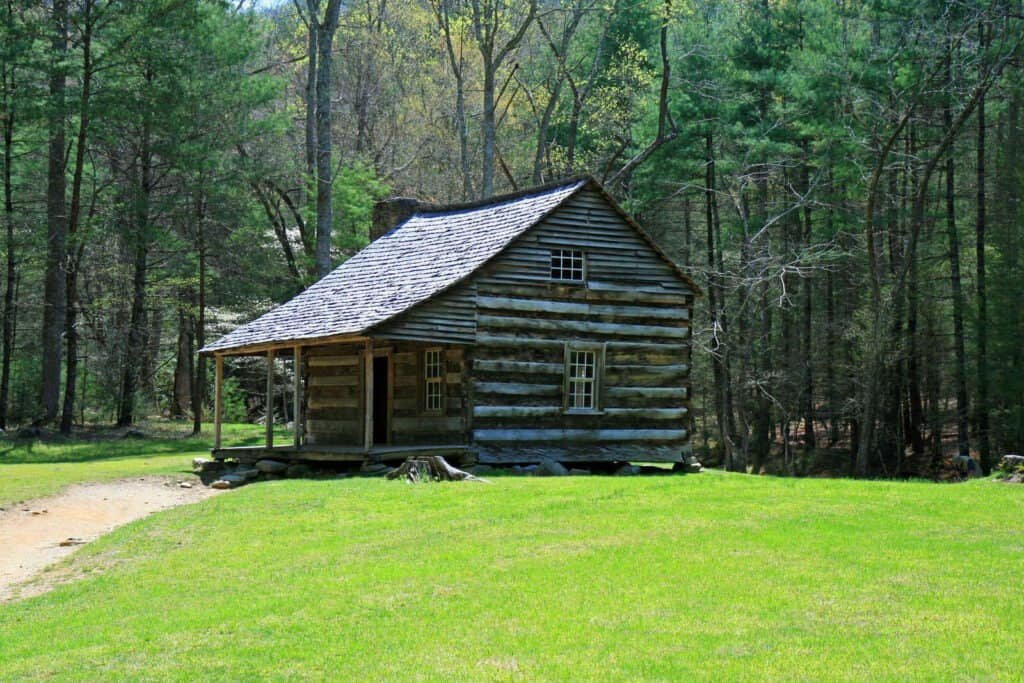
[550,249,585,282]
[424,349,444,412]
[565,347,599,411]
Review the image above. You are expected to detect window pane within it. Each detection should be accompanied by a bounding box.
[566,349,596,410]
[550,249,584,281]
[426,381,442,411]
[425,350,442,378]
[424,349,443,411]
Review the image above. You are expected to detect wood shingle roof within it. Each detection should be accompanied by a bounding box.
[202,178,588,354]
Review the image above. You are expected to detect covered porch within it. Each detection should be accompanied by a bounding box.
[209,335,471,464]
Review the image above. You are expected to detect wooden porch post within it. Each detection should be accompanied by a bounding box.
[265,349,275,448]
[363,339,373,452]
[214,354,224,449]
[293,344,303,448]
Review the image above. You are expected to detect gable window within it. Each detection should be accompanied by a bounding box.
[550,249,585,282]
[424,348,444,412]
[564,343,603,412]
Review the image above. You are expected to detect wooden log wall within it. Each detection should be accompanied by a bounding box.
[304,341,468,447]
[390,343,467,446]
[305,343,364,445]
[469,188,694,463]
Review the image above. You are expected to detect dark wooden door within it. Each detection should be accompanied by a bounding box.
[372,356,389,445]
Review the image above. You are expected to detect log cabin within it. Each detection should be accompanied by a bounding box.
[201,176,701,467]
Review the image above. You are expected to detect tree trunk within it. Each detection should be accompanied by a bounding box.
[312,0,342,279]
[304,3,317,205]
[453,68,471,200]
[925,309,944,470]
[433,0,472,199]
[705,131,734,468]
[118,238,148,427]
[735,189,754,471]
[0,4,15,429]
[565,94,583,174]
[752,282,772,473]
[469,0,536,198]
[530,64,561,184]
[60,243,84,433]
[353,56,369,155]
[0,154,12,430]
[997,86,1024,451]
[191,195,207,435]
[801,160,815,461]
[41,0,69,424]
[172,301,192,419]
[824,167,838,446]
[714,167,736,457]
[682,196,691,267]
[883,151,904,472]
[942,167,966,458]
[825,269,837,446]
[750,173,771,474]
[975,21,991,474]
[481,61,496,198]
[944,106,970,461]
[905,124,924,455]
[907,241,925,454]
[60,0,94,434]
[142,298,162,400]
[117,108,153,427]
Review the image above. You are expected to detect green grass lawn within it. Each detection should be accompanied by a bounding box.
[1,468,1022,680]
[0,423,287,506]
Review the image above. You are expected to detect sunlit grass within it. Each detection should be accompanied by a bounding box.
[0,423,288,505]
[1,473,1021,680]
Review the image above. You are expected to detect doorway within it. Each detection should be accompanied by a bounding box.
[372,355,389,445]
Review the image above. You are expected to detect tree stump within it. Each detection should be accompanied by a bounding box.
[386,456,488,483]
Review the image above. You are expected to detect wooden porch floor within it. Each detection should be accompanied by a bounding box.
[212,444,473,464]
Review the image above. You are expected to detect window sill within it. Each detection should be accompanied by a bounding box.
[563,408,604,416]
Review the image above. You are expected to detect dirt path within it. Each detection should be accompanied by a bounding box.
[0,476,222,602]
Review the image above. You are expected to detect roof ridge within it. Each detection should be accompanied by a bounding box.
[412,175,590,215]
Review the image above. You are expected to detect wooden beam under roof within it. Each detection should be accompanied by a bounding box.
[206,334,370,357]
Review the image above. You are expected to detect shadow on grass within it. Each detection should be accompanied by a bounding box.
[0,423,289,466]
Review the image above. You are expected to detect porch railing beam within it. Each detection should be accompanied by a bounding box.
[363,339,373,452]
[266,349,275,448]
[293,344,303,448]
[214,354,224,449]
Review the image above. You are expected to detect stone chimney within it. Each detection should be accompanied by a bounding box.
[371,197,420,241]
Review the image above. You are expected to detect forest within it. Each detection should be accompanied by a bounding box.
[0,0,1022,478]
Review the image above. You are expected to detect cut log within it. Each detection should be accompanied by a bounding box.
[386,456,489,483]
